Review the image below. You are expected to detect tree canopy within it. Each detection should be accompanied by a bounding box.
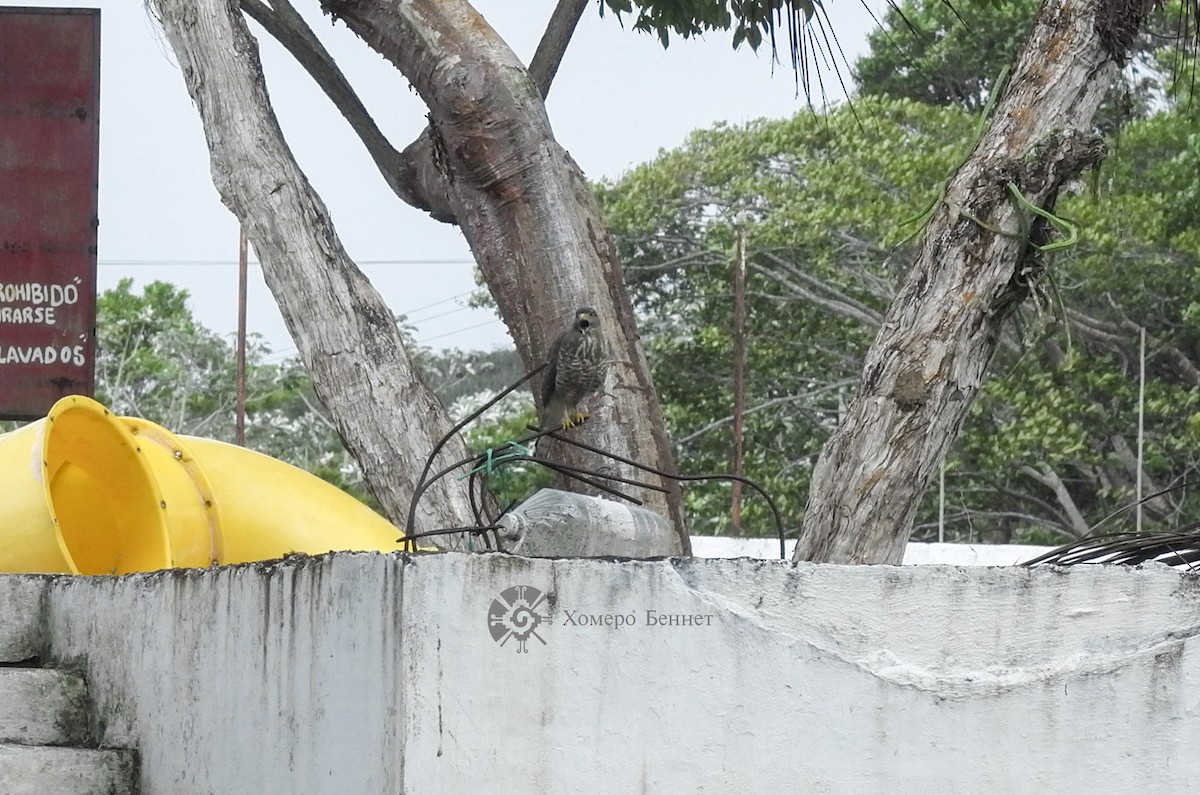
[146,0,1189,561]
[854,0,1187,128]
[593,9,1200,543]
[597,97,976,535]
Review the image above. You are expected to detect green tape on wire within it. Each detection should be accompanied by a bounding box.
[460,441,533,479]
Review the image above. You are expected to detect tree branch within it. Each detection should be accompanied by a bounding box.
[913,508,1067,535]
[758,251,889,323]
[675,380,854,446]
[1110,310,1200,387]
[1020,461,1092,537]
[237,0,437,211]
[1109,434,1172,516]
[623,249,726,277]
[795,0,1128,564]
[528,0,588,98]
[750,257,884,329]
[973,472,1071,523]
[297,388,339,435]
[1065,305,1200,385]
[318,0,689,550]
[243,0,591,224]
[152,0,478,537]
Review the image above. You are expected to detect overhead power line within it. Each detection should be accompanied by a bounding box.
[98,258,475,267]
[409,304,474,325]
[262,314,505,361]
[418,318,504,344]
[399,291,475,318]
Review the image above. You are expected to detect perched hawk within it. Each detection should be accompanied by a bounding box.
[540,307,605,430]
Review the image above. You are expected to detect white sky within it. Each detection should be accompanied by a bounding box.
[15,0,883,356]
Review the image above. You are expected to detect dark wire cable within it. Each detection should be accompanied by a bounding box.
[403,368,791,559]
[405,364,545,537]
[546,429,789,559]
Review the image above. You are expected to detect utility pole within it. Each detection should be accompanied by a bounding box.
[1137,326,1146,533]
[730,226,748,535]
[235,228,248,446]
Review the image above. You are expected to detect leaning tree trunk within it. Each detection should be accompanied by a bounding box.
[793,0,1152,563]
[151,0,477,541]
[322,0,690,553]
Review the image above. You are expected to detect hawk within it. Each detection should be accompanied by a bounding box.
[540,307,605,430]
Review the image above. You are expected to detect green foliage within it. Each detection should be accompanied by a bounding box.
[597,0,857,102]
[854,0,1034,112]
[97,278,235,428]
[854,0,1182,133]
[598,97,976,536]
[598,87,1200,541]
[90,281,536,511]
[973,106,1200,543]
[588,0,1200,542]
[599,0,818,50]
[95,278,373,502]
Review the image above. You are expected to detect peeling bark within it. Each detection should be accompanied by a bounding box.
[150,0,477,540]
[793,0,1150,564]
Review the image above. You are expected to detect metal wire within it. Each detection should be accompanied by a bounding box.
[398,525,502,554]
[404,364,545,538]
[543,429,790,559]
[1075,480,1194,538]
[402,368,791,559]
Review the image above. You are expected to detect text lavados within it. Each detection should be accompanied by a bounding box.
[0,344,86,366]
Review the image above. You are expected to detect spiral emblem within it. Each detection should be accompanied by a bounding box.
[488,585,551,653]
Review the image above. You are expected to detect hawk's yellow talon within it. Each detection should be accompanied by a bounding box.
[558,411,588,430]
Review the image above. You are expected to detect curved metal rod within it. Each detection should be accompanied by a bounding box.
[404,364,546,536]
[398,524,502,553]
[549,431,789,559]
[403,387,789,560]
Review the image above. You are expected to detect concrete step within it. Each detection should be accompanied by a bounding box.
[0,577,45,663]
[0,580,135,793]
[0,667,90,745]
[0,742,135,795]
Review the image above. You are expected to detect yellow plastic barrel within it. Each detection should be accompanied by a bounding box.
[0,395,409,575]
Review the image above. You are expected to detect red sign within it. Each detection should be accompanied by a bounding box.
[0,8,100,420]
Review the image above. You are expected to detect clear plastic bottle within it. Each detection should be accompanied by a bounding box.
[496,488,681,558]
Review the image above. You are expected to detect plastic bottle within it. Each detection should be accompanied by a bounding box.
[495,488,681,558]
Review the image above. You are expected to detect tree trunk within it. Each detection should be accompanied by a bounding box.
[794,0,1151,563]
[322,0,690,553]
[151,0,477,541]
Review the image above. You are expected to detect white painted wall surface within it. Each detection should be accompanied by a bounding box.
[690,536,1055,564]
[3,553,1197,793]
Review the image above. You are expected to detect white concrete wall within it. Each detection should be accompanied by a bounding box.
[4,553,1198,793]
[690,536,1055,564]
